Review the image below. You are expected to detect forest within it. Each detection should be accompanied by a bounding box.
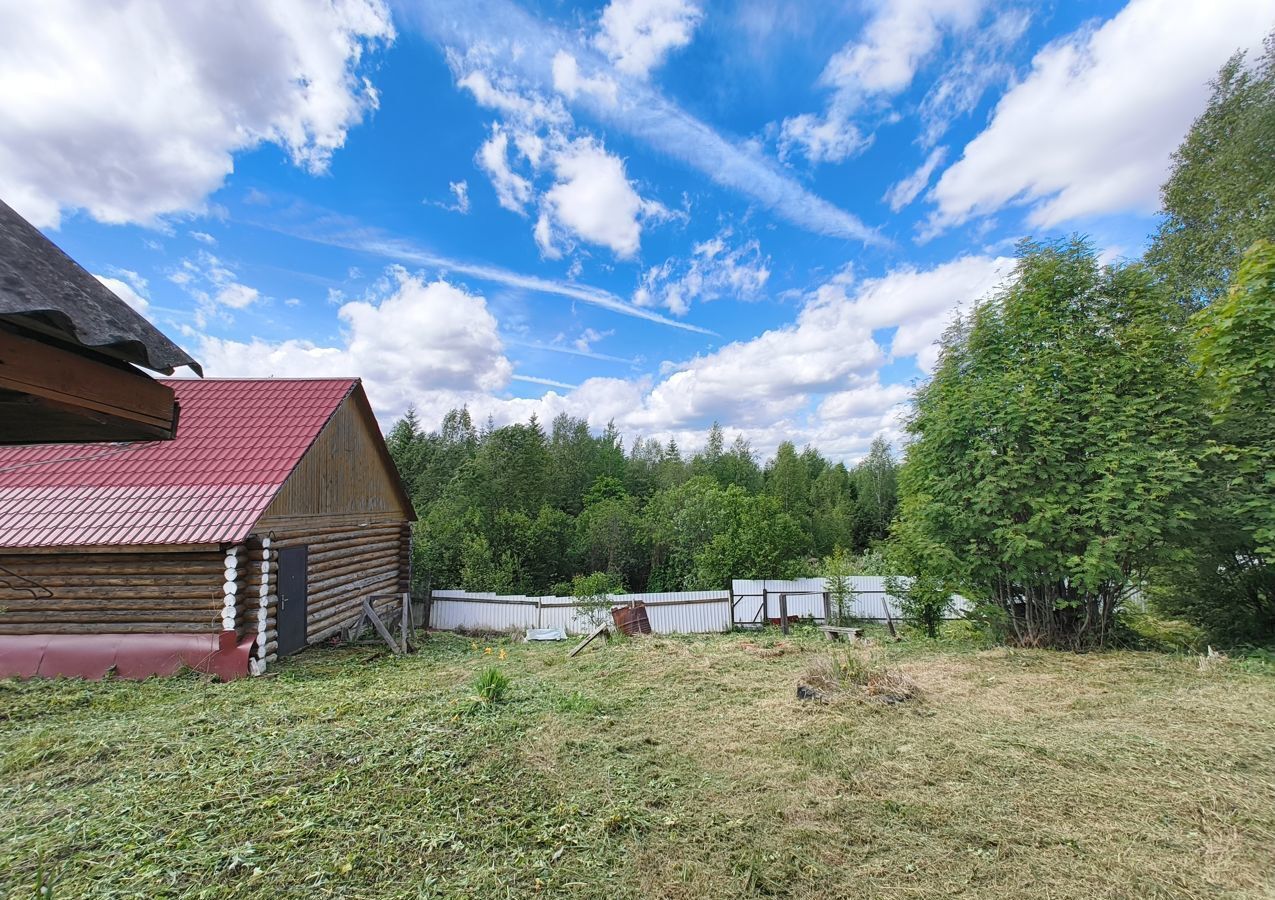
[389,37,1274,651]
[388,414,898,596]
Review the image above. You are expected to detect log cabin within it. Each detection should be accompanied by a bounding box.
[0,378,416,680]
[0,198,201,443]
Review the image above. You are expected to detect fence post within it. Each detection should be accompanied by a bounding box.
[779,592,789,635]
[822,590,832,626]
[727,580,736,631]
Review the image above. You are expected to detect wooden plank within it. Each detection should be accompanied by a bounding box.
[361,598,402,654]
[255,389,414,524]
[0,326,176,439]
[568,622,609,658]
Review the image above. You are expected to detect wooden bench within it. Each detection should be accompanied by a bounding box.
[819,625,863,643]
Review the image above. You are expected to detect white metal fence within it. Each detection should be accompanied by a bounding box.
[429,590,732,635]
[731,577,970,625]
[429,578,970,636]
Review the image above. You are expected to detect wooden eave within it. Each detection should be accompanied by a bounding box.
[0,324,179,443]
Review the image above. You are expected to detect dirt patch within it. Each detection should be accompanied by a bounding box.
[739,640,795,658]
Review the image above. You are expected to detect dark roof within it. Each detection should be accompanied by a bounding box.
[0,198,201,375]
[0,379,367,547]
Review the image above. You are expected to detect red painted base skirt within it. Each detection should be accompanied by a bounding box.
[0,631,256,681]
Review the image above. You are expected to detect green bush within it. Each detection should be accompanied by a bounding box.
[820,547,858,626]
[473,667,511,704]
[570,571,625,628]
[1116,608,1206,653]
[886,574,954,639]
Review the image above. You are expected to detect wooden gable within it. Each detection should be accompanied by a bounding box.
[256,388,414,528]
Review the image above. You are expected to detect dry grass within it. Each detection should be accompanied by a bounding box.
[1,628,1273,898]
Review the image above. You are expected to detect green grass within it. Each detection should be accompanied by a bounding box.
[2,628,1274,898]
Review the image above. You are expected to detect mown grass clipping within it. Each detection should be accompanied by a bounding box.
[2,628,1273,898]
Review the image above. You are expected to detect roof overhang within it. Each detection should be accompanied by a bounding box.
[0,197,200,444]
[0,324,180,442]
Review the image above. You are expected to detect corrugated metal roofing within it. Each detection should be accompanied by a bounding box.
[0,378,357,547]
[0,198,200,374]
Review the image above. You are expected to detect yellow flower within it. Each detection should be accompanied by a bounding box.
[470,641,479,651]
[484,646,493,655]
[498,648,508,660]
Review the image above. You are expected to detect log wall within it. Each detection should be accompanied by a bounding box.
[0,550,225,634]
[242,522,407,673]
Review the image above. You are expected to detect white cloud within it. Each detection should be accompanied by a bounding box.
[538,138,648,258]
[512,374,578,390]
[594,0,703,78]
[455,66,569,127]
[196,270,513,420]
[832,253,1012,371]
[94,275,150,314]
[433,179,470,214]
[215,283,260,310]
[189,231,217,245]
[817,382,912,421]
[412,0,878,243]
[289,217,713,332]
[916,8,1029,148]
[927,0,1269,232]
[635,230,770,315]
[169,251,264,325]
[780,0,986,164]
[0,0,393,228]
[883,145,948,212]
[631,293,884,429]
[476,125,534,213]
[551,52,619,105]
[777,113,867,166]
[573,327,615,353]
[533,212,562,259]
[452,43,674,260]
[192,251,1014,460]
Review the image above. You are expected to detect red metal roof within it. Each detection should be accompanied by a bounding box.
[0,378,358,547]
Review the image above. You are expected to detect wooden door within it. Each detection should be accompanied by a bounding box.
[276,545,308,657]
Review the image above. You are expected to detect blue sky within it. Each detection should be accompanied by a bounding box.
[1,0,1267,460]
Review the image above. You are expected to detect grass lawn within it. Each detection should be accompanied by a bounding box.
[2,628,1274,899]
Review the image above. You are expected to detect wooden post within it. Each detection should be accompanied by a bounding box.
[882,596,899,641]
[822,590,832,626]
[727,580,736,631]
[400,590,411,652]
[779,592,790,635]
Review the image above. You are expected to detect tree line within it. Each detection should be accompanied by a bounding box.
[388,413,898,596]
